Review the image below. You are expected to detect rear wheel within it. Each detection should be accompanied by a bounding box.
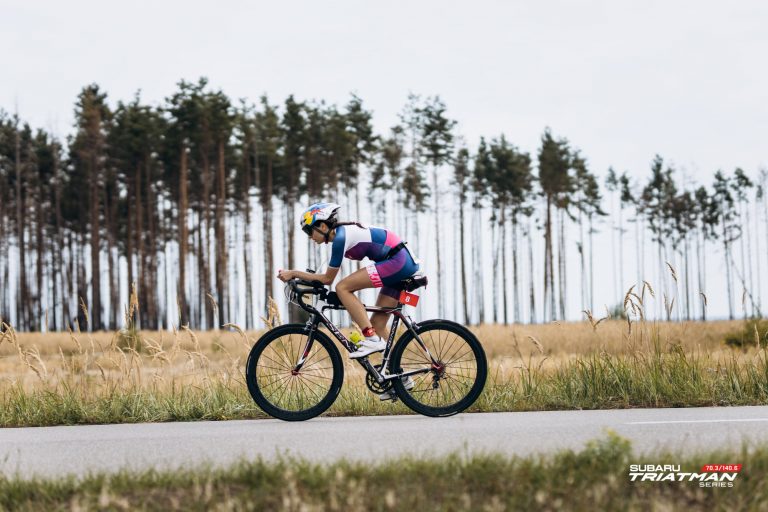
[245,324,343,421]
[389,320,487,417]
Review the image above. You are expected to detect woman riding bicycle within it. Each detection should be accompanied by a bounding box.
[277,202,420,360]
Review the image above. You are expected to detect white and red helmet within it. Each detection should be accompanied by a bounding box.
[299,202,341,235]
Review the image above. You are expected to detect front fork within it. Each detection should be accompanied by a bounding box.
[292,316,321,374]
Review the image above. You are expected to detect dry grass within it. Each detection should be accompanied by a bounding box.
[0,272,765,426]
[0,318,746,393]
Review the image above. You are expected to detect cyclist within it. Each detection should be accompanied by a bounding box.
[277,202,418,398]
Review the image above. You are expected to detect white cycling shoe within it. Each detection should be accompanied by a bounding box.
[379,376,415,401]
[349,338,387,359]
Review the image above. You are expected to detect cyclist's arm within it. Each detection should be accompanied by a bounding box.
[291,267,339,285]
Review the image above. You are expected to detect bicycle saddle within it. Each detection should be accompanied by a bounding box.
[395,273,428,292]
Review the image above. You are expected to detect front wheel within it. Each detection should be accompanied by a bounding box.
[389,320,487,417]
[245,324,343,421]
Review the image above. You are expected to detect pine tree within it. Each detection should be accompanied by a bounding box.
[537,129,572,321]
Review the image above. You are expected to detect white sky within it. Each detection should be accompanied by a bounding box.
[2,0,767,322]
[3,0,767,183]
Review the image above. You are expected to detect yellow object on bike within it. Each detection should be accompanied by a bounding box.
[349,331,364,347]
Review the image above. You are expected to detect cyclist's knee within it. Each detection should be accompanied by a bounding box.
[336,279,352,294]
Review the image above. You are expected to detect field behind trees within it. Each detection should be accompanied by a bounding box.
[1,80,767,332]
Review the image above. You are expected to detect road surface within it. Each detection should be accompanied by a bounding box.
[2,406,768,479]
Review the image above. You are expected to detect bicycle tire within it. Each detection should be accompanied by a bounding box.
[390,319,487,417]
[246,323,344,421]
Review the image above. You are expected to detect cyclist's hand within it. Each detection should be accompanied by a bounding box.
[277,269,295,282]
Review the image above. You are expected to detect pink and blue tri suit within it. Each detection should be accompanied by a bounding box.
[328,224,419,299]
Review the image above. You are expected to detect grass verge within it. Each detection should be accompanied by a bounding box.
[1,433,765,511]
[2,344,768,427]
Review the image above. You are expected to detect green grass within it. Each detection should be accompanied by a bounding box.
[2,345,768,427]
[477,346,768,411]
[1,433,766,511]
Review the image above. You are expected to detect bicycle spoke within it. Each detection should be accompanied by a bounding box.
[260,373,294,399]
[443,344,473,366]
[437,333,461,362]
[260,351,291,370]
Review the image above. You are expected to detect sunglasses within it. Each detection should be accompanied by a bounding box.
[302,225,314,236]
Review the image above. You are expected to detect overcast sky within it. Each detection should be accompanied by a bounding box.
[3,0,767,321]
[3,0,767,184]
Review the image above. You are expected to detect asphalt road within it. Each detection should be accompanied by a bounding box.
[3,406,768,479]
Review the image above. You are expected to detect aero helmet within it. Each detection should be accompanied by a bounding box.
[299,202,341,236]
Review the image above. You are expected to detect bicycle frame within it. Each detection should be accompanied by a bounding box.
[290,285,438,385]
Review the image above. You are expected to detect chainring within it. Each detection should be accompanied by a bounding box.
[365,365,393,394]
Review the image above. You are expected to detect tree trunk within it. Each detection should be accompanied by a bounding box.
[0,178,6,324]
[544,196,552,321]
[452,208,458,321]
[754,194,762,313]
[764,187,768,311]
[65,231,75,328]
[36,169,44,330]
[618,202,624,302]
[459,192,469,325]
[216,139,228,327]
[558,207,567,320]
[588,213,595,313]
[201,150,213,329]
[684,237,691,321]
[501,208,508,325]
[263,157,274,313]
[89,148,102,331]
[578,207,586,311]
[722,210,734,320]
[135,165,144,329]
[54,145,68,331]
[178,145,189,326]
[146,157,159,329]
[242,158,254,330]
[512,217,520,324]
[610,191,617,307]
[739,200,748,319]
[125,168,134,326]
[77,231,87,331]
[196,216,206,328]
[15,126,29,330]
[0,191,6,323]
[473,198,484,324]
[744,199,755,316]
[528,219,536,324]
[285,198,296,323]
[697,227,706,321]
[432,167,443,317]
[491,217,498,325]
[103,179,118,330]
[635,215,642,293]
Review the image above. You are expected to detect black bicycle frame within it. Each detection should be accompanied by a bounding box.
[290,284,437,384]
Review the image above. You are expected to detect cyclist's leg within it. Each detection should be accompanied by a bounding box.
[371,251,419,338]
[335,268,376,331]
[371,290,399,340]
